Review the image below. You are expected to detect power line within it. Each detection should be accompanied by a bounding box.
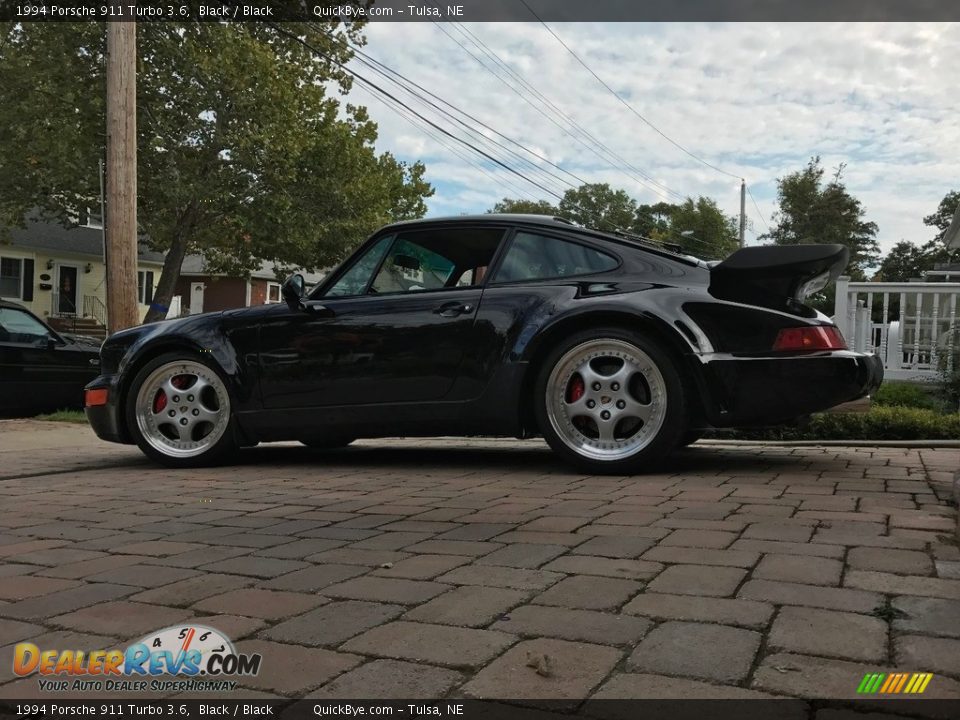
[746,185,773,235]
[269,23,569,204]
[439,20,687,202]
[269,24,715,258]
[354,84,545,205]
[519,0,742,182]
[314,24,582,197]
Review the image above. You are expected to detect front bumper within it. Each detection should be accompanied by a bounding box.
[83,374,129,444]
[695,350,884,427]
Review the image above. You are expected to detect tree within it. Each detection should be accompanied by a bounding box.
[0,21,433,323]
[558,183,637,231]
[488,187,739,260]
[633,202,674,238]
[488,198,558,215]
[763,157,880,279]
[923,189,960,244]
[661,197,739,259]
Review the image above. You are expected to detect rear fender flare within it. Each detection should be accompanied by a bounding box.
[514,307,708,434]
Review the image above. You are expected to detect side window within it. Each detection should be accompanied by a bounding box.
[371,239,456,294]
[324,236,392,298]
[0,307,50,345]
[369,228,503,295]
[494,232,618,283]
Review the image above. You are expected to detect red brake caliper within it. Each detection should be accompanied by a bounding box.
[567,374,585,403]
[153,391,167,414]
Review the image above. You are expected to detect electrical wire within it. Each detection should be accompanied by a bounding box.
[267,24,722,258]
[747,185,773,235]
[437,20,687,202]
[519,0,742,182]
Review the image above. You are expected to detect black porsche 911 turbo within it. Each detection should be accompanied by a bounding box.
[84,214,882,472]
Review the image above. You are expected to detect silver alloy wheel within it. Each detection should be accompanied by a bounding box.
[134,360,230,459]
[545,339,667,461]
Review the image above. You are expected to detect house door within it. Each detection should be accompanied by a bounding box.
[56,265,79,315]
[190,282,205,314]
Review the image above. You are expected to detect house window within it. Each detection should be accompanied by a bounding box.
[266,282,281,304]
[137,270,155,304]
[0,257,23,299]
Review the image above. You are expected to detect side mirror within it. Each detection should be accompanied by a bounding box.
[281,274,306,310]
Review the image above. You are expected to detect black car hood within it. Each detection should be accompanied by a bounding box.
[61,333,103,350]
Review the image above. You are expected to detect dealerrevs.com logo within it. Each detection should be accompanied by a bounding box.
[13,625,262,693]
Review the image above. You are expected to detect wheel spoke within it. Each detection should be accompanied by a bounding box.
[620,397,653,424]
[597,418,616,443]
[194,406,219,424]
[576,362,605,389]
[609,360,637,389]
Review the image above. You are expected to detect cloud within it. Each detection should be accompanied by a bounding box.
[354,21,958,254]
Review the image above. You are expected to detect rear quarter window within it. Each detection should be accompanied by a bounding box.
[494,231,618,283]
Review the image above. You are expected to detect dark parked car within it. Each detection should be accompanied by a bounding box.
[0,299,101,416]
[85,215,882,471]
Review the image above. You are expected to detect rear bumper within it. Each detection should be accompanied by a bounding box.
[695,350,884,427]
[83,375,128,444]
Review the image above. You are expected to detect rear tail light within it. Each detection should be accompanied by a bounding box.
[773,326,847,352]
[85,388,109,407]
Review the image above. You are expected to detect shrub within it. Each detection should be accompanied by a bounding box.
[872,381,938,410]
[711,406,960,442]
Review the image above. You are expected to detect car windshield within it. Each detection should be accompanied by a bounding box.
[0,307,51,345]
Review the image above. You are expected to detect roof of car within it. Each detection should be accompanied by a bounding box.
[0,299,28,310]
[380,214,704,266]
[381,214,579,231]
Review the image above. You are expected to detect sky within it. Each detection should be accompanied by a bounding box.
[343,22,958,256]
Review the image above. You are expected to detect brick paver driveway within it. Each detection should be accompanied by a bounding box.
[1,420,958,703]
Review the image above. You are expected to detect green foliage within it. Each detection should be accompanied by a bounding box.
[489,185,738,260]
[924,189,960,245]
[488,198,559,215]
[763,157,880,280]
[872,382,938,410]
[663,196,740,259]
[557,183,638,231]
[0,20,434,323]
[874,238,959,282]
[714,406,960,442]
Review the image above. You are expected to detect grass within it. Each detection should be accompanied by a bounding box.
[34,409,88,424]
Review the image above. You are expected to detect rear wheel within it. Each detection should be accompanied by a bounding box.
[126,353,238,467]
[534,328,686,474]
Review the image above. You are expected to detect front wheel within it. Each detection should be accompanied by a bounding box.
[126,353,238,467]
[534,328,687,474]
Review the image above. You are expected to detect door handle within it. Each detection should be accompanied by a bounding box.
[433,302,474,318]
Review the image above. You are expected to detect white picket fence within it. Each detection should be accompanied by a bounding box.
[834,276,960,381]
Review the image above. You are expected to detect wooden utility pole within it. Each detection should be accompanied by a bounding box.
[739,179,746,248]
[105,22,139,333]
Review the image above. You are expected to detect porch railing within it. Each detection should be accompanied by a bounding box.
[82,294,107,327]
[834,276,960,380]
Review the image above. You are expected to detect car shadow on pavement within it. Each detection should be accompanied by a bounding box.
[230,441,801,475]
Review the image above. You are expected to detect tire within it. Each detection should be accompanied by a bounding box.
[299,437,355,450]
[533,327,687,474]
[125,352,239,467]
[679,430,703,447]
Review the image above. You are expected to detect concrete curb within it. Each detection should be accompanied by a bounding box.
[698,439,960,448]
[954,471,960,541]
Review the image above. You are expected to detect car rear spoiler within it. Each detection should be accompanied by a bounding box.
[709,244,849,311]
